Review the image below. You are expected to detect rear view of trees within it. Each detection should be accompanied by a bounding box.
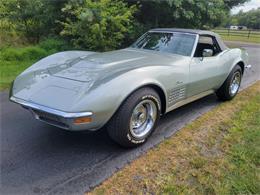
[0,0,250,51]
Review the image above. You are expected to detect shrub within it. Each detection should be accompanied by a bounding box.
[59,0,137,51]
[0,38,70,62]
[39,38,70,52]
[0,46,47,61]
[22,46,48,60]
[1,0,66,43]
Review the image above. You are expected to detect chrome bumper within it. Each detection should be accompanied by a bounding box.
[10,96,94,130]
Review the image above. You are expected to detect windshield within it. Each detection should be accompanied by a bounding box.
[131,32,196,56]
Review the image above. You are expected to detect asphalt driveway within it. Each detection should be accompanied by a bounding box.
[1,43,259,194]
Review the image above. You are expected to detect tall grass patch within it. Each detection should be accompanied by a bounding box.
[0,38,70,90]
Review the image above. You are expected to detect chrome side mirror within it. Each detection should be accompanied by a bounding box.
[202,49,213,57]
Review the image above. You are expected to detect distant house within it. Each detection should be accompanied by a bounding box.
[230,25,247,30]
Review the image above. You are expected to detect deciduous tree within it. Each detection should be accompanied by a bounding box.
[59,0,137,51]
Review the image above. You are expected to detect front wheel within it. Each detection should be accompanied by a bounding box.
[216,65,242,101]
[107,88,161,148]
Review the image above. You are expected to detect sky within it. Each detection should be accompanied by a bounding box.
[231,0,260,14]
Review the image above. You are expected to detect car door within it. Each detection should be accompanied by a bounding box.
[187,35,224,97]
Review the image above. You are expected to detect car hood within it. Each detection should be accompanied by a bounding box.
[12,48,188,110]
[46,48,185,82]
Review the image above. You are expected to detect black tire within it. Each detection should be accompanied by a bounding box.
[216,65,242,101]
[107,87,161,148]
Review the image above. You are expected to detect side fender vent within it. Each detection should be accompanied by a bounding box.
[168,87,186,105]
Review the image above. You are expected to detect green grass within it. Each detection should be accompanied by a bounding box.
[90,83,260,195]
[0,38,69,90]
[0,59,36,90]
[223,100,260,194]
[212,29,260,43]
[162,92,260,194]
[220,34,260,43]
[0,46,47,90]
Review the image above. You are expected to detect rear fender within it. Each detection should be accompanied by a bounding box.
[229,48,248,74]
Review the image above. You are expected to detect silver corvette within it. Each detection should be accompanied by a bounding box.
[10,28,250,147]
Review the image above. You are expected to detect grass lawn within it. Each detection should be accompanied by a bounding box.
[89,82,260,195]
[0,46,48,90]
[0,39,69,90]
[213,29,260,44]
[0,59,36,90]
[220,34,260,44]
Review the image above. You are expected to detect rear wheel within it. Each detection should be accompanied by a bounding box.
[216,65,242,101]
[107,88,161,147]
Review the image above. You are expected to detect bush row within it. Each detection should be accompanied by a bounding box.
[0,38,69,61]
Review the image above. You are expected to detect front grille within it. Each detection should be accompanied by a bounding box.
[33,109,61,121]
[32,109,69,129]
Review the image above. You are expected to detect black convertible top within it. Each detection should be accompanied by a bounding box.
[150,28,228,51]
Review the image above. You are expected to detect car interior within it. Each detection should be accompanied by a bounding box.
[194,35,222,57]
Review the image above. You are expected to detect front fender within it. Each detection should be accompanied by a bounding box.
[71,66,170,129]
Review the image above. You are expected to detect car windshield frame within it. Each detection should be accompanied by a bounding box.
[131,31,198,57]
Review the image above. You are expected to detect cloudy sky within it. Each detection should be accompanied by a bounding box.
[231,0,260,14]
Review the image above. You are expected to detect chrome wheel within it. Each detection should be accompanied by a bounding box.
[229,71,241,96]
[130,99,157,139]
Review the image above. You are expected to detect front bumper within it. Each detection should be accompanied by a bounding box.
[10,96,96,131]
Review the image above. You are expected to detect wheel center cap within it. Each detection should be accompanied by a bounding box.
[133,112,147,128]
[138,113,146,121]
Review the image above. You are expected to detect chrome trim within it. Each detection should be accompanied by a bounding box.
[229,71,241,96]
[130,99,157,139]
[10,96,93,118]
[245,64,252,69]
[191,34,199,57]
[166,89,214,113]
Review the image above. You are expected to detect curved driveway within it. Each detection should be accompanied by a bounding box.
[1,42,259,194]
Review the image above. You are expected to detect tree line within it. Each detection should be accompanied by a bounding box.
[224,8,260,29]
[0,0,250,51]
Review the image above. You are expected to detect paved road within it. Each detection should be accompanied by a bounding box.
[1,43,259,195]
